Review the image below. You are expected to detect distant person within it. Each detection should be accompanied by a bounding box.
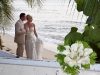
[14,13,26,58]
[24,14,43,60]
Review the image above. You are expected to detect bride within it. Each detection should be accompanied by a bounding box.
[24,14,43,60]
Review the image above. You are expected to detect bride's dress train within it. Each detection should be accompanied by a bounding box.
[25,27,43,60]
[36,37,43,59]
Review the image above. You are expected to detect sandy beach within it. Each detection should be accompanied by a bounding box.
[0,33,58,60]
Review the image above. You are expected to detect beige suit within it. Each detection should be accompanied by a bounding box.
[14,19,26,57]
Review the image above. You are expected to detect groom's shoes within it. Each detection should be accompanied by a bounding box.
[16,56,20,58]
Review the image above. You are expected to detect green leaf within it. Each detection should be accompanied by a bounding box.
[82,64,90,70]
[75,0,79,3]
[97,42,100,49]
[70,27,78,32]
[90,23,98,29]
[82,41,90,48]
[86,16,95,25]
[88,28,100,43]
[92,0,99,15]
[83,0,91,16]
[77,0,86,12]
[83,24,98,42]
[55,54,66,65]
[90,52,97,65]
[57,45,66,52]
[84,25,93,31]
[88,0,96,16]
[64,66,79,75]
[77,41,90,48]
[95,9,100,25]
[64,27,83,46]
[64,40,69,46]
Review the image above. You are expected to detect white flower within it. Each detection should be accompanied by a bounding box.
[76,57,80,62]
[64,56,72,63]
[71,43,79,52]
[78,59,82,64]
[71,43,84,52]
[84,48,93,56]
[63,43,93,68]
[77,44,84,52]
[68,61,76,67]
[64,56,76,67]
[70,51,77,58]
[81,56,90,65]
[65,46,70,50]
[62,50,70,55]
[78,50,84,56]
[77,44,84,56]
[62,46,70,55]
[77,59,82,67]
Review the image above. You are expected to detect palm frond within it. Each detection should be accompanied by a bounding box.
[76,12,80,22]
[24,0,44,8]
[69,0,75,18]
[0,0,14,30]
[66,0,72,13]
[71,5,76,20]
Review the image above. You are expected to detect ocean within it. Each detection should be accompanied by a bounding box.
[6,0,87,44]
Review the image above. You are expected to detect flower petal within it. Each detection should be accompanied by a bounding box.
[67,61,75,67]
[77,44,84,52]
[70,51,76,58]
[64,56,76,67]
[65,46,70,50]
[84,48,93,56]
[62,46,71,55]
[81,56,90,65]
[79,50,84,56]
[62,50,70,55]
[71,43,79,51]
[64,56,72,63]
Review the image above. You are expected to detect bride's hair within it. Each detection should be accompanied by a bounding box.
[26,14,32,20]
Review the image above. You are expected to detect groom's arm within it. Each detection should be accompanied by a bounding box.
[15,23,26,35]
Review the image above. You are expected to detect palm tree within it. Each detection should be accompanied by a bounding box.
[0,0,43,30]
[0,0,14,30]
[0,0,44,49]
[1,0,100,61]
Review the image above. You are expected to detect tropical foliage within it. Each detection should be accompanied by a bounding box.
[0,0,43,30]
[55,41,97,75]
[0,0,43,49]
[0,0,100,61]
[0,0,14,30]
[64,0,100,62]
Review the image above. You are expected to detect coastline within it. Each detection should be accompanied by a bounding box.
[0,33,58,60]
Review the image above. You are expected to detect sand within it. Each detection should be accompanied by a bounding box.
[0,33,58,60]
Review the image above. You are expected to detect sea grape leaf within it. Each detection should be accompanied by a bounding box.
[57,45,66,52]
[64,27,83,46]
[88,28,100,43]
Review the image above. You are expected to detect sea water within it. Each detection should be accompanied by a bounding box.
[5,0,87,44]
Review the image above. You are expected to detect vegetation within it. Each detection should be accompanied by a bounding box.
[0,0,100,62]
[0,0,43,30]
[0,0,43,49]
[65,0,100,62]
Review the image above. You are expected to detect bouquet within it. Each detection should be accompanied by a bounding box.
[55,41,97,75]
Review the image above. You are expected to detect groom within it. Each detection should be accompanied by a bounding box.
[14,13,26,58]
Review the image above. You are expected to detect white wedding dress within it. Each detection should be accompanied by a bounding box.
[25,27,43,60]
